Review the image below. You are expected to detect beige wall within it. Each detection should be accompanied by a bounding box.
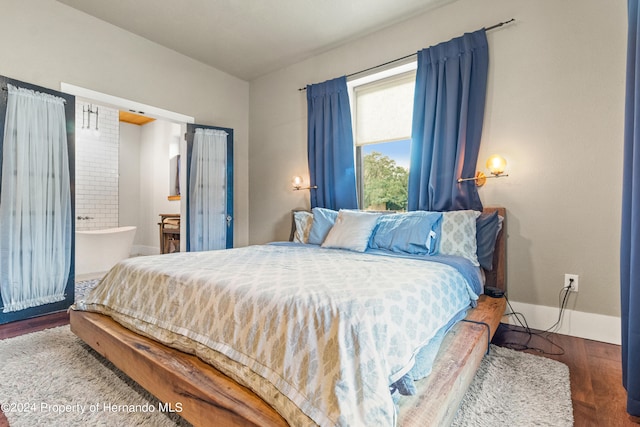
[0,0,626,320]
[137,120,182,251]
[118,122,142,242]
[0,0,250,247]
[249,0,627,318]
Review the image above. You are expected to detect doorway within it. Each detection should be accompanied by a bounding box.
[62,84,193,256]
[61,83,234,257]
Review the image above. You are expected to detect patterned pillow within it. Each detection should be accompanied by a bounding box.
[293,211,313,244]
[438,210,482,266]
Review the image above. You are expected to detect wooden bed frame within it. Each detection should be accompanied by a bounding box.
[70,207,507,427]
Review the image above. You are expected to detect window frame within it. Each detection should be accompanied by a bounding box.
[347,62,417,210]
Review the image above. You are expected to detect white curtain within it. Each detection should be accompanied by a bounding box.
[189,128,228,251]
[0,84,72,313]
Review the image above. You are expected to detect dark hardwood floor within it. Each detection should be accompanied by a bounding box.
[0,310,69,340]
[1,313,638,426]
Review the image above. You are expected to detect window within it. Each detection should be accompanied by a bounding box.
[351,66,416,211]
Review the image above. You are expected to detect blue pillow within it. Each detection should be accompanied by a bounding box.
[369,211,442,255]
[307,207,338,245]
[476,211,500,270]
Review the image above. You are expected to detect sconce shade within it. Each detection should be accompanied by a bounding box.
[486,154,507,176]
[457,154,508,186]
[291,175,317,191]
[292,176,303,189]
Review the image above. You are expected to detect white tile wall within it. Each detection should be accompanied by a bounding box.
[75,101,119,231]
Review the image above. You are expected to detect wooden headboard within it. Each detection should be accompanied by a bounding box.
[289,207,507,291]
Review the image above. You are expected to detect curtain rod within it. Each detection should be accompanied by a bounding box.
[2,85,68,104]
[298,18,515,91]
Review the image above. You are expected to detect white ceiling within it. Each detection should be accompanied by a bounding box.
[57,0,456,81]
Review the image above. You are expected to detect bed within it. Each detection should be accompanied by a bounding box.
[70,207,507,427]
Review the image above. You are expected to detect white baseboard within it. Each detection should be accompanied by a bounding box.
[503,300,621,345]
[132,245,160,256]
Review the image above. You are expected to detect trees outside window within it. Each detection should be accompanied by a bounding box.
[362,150,408,211]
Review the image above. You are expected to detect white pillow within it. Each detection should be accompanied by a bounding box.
[438,210,482,266]
[293,211,313,243]
[321,210,381,252]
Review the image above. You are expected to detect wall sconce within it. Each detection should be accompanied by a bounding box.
[82,104,99,136]
[458,154,509,187]
[292,176,317,191]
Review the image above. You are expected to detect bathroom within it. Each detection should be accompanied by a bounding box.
[74,99,185,280]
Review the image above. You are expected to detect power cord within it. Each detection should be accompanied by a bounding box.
[543,286,572,334]
[498,287,571,356]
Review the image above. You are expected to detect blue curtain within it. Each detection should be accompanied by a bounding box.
[408,30,489,212]
[307,76,358,209]
[622,0,640,417]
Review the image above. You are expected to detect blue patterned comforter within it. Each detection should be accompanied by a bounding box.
[78,243,480,426]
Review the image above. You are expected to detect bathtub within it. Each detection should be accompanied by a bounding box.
[75,226,137,279]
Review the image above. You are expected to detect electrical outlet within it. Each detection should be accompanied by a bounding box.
[564,274,579,292]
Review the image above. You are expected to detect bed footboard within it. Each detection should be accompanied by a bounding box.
[70,294,505,427]
[69,309,288,427]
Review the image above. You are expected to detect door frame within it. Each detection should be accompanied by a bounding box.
[60,84,196,252]
[185,123,234,251]
[60,83,194,124]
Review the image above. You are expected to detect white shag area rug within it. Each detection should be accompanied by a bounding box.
[451,344,574,426]
[0,327,573,426]
[0,327,189,427]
